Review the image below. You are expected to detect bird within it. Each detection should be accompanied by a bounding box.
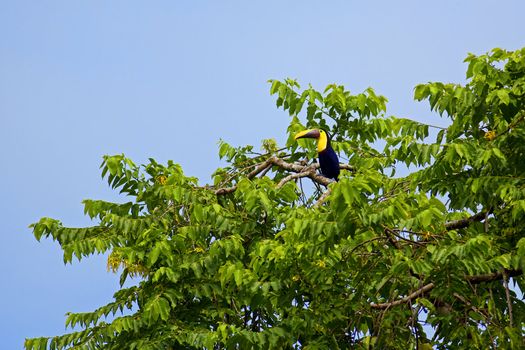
[294,128,340,180]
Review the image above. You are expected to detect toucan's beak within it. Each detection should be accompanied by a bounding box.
[294,129,321,140]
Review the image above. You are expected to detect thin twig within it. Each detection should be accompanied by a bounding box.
[452,292,490,321]
[389,228,426,247]
[502,270,513,327]
[348,237,385,255]
[494,110,525,140]
[259,164,272,178]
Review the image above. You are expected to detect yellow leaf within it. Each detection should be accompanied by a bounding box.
[156,175,167,185]
[484,130,496,141]
[316,260,326,268]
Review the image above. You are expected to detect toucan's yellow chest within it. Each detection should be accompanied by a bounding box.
[317,131,328,152]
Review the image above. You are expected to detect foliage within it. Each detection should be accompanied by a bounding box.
[26,47,525,349]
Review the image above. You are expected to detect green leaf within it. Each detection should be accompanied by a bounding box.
[149,244,161,266]
[496,89,510,105]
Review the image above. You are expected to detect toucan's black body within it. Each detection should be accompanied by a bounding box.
[318,145,340,180]
[294,128,340,180]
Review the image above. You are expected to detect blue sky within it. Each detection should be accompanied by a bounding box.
[1,1,524,347]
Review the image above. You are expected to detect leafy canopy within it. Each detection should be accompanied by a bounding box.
[27,47,525,349]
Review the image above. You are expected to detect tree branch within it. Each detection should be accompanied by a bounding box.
[214,156,353,195]
[277,168,316,189]
[383,227,401,249]
[444,211,488,230]
[314,188,332,207]
[466,269,522,284]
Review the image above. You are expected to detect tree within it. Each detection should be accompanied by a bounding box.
[26,47,525,350]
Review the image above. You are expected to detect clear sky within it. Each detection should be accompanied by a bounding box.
[1,1,524,347]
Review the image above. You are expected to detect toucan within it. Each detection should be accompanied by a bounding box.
[294,129,340,180]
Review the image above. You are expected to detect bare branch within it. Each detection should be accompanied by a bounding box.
[340,164,355,171]
[370,283,435,309]
[277,169,315,189]
[314,187,332,207]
